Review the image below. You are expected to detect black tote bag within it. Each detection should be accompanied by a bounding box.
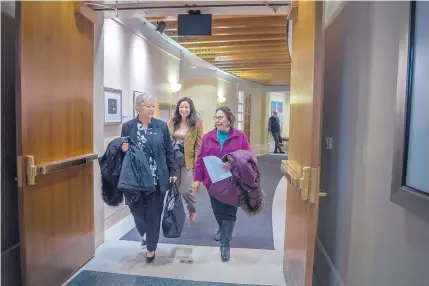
[162,183,186,238]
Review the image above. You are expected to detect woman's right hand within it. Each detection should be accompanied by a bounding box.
[121,143,129,152]
[192,181,200,192]
[223,162,231,170]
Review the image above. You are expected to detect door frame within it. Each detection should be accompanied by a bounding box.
[156,101,173,121]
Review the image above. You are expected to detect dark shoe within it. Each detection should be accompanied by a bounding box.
[279,150,285,154]
[220,220,235,262]
[146,252,156,263]
[141,235,147,249]
[214,229,221,241]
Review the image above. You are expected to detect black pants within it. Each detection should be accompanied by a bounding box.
[272,132,281,152]
[128,186,165,252]
[209,195,238,226]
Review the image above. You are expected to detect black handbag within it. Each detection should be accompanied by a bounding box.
[162,182,186,238]
[173,141,186,167]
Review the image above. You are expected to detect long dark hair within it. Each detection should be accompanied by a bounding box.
[215,106,236,127]
[172,97,198,130]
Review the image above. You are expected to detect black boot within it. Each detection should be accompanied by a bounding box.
[214,229,221,241]
[220,220,235,262]
[214,216,222,241]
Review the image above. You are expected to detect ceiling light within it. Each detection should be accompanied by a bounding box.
[156,21,166,34]
[170,83,182,93]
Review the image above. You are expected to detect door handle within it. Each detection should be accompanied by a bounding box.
[281,160,320,203]
[281,160,309,201]
[23,153,98,186]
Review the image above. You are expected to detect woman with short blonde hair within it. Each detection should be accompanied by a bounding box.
[121,92,177,263]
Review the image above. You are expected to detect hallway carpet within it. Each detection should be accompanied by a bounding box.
[67,270,268,286]
[120,154,287,250]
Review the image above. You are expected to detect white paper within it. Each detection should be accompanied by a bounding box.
[202,156,232,183]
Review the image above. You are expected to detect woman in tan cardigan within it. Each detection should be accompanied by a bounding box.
[168,97,203,222]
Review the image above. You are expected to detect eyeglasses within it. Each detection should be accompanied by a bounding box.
[213,116,225,121]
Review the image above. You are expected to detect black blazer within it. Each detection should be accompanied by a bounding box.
[121,117,177,194]
[269,116,280,133]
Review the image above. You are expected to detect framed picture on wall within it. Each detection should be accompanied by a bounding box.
[271,101,283,113]
[271,100,284,132]
[104,87,122,125]
[133,91,143,118]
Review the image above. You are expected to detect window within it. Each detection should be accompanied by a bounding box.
[391,1,429,217]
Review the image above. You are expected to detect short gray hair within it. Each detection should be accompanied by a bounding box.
[135,92,156,113]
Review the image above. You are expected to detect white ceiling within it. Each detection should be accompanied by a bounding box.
[270,91,289,97]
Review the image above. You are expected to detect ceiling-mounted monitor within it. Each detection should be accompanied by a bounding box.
[177,13,212,36]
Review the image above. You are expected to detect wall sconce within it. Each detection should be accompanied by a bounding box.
[170,83,182,93]
[217,91,226,103]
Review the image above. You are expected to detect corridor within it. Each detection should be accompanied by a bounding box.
[2,1,428,286]
[65,155,288,286]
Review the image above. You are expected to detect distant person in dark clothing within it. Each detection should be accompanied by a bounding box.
[268,111,285,154]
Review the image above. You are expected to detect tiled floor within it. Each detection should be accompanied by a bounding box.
[65,173,288,286]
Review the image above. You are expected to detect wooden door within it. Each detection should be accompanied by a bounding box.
[16,2,96,286]
[156,102,172,122]
[244,94,251,141]
[281,2,324,286]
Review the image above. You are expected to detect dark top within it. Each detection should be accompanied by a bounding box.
[136,120,159,185]
[98,137,155,207]
[121,117,177,195]
[268,116,280,133]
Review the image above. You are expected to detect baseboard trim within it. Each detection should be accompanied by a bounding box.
[104,206,130,231]
[314,237,345,286]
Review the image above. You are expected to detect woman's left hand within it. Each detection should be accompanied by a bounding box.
[223,162,231,170]
[170,176,178,183]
